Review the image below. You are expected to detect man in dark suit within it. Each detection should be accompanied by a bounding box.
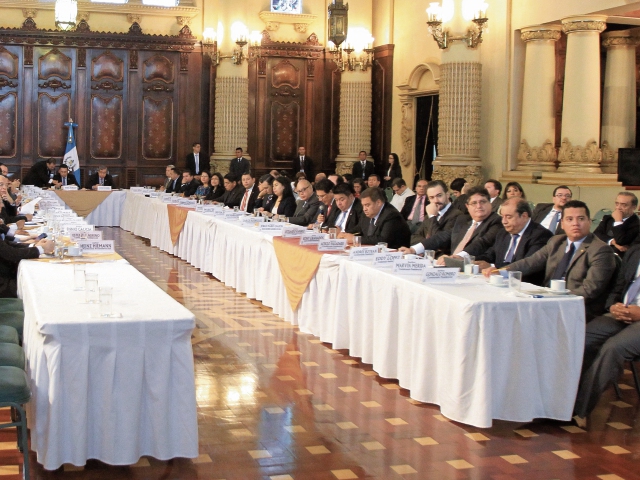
[437,186,504,263]
[351,151,375,180]
[505,200,617,320]
[165,167,182,194]
[185,142,210,178]
[340,187,410,249]
[292,146,314,181]
[178,170,200,197]
[401,180,463,257]
[228,147,251,180]
[313,179,336,226]
[22,158,56,188]
[218,173,244,208]
[593,192,639,256]
[573,243,640,427]
[85,166,114,190]
[531,185,573,235]
[400,179,427,233]
[52,164,80,188]
[476,198,553,285]
[287,179,321,226]
[485,179,503,213]
[321,182,362,233]
[238,172,260,213]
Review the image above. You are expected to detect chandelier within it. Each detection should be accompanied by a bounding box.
[426,0,488,49]
[55,0,78,31]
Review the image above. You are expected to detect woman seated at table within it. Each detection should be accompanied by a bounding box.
[502,181,526,201]
[264,176,296,217]
[194,171,211,198]
[204,172,226,202]
[352,178,364,198]
[255,174,276,212]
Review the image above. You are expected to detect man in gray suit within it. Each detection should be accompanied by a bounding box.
[505,200,617,320]
[287,179,320,226]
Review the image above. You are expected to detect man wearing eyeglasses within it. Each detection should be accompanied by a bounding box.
[593,192,640,257]
[286,179,320,226]
[532,186,573,234]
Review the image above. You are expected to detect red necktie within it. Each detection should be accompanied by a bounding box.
[240,190,249,211]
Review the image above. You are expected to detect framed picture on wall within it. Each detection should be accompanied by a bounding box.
[271,0,301,14]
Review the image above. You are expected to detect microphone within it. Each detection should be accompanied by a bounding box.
[318,204,326,215]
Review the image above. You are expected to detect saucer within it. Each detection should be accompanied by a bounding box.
[488,283,508,288]
[544,287,571,295]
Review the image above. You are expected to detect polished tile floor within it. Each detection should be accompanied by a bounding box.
[3,228,640,479]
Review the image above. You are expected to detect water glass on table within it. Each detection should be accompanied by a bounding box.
[377,242,387,253]
[99,287,113,317]
[328,228,337,240]
[508,271,522,292]
[85,273,99,303]
[73,263,85,291]
[353,235,362,248]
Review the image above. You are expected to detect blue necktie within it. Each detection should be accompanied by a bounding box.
[551,242,575,281]
[625,276,640,306]
[548,211,561,233]
[504,233,520,263]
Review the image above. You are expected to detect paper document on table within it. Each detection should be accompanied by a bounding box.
[19,197,42,215]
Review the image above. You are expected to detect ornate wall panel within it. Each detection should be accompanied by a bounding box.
[38,48,72,80]
[270,101,299,159]
[142,97,173,160]
[91,50,124,82]
[272,60,300,89]
[90,95,122,159]
[0,93,17,157]
[0,47,18,79]
[38,93,70,158]
[143,55,174,84]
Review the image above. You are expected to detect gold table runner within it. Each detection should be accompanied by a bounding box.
[54,191,113,217]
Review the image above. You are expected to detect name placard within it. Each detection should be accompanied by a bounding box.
[393,260,430,275]
[224,212,244,221]
[318,239,347,251]
[299,233,328,245]
[259,223,285,234]
[372,252,403,267]
[348,246,379,260]
[202,205,223,215]
[61,185,78,191]
[170,197,181,204]
[195,205,204,213]
[97,186,112,192]
[422,268,459,283]
[282,226,307,238]
[69,231,103,241]
[63,224,94,233]
[162,196,173,204]
[148,192,159,198]
[130,187,145,194]
[77,240,115,254]
[178,198,197,207]
[241,215,264,224]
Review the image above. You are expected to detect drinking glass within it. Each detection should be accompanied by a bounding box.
[73,263,85,291]
[233,206,239,212]
[424,250,435,262]
[99,287,113,317]
[353,235,362,248]
[377,242,388,253]
[85,273,99,303]
[508,271,522,292]
[328,228,337,240]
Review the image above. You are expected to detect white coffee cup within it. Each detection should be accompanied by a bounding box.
[550,279,566,292]
[404,254,419,260]
[489,275,505,286]
[66,246,81,256]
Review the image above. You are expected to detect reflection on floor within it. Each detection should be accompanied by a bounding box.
[2,227,640,479]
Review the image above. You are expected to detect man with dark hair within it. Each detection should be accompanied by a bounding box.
[327,174,344,186]
[186,142,209,178]
[165,167,181,193]
[450,178,466,197]
[484,179,503,213]
[532,185,573,234]
[476,198,553,285]
[505,200,617,320]
[229,147,251,179]
[400,179,426,230]
[238,172,259,213]
[593,192,639,256]
[160,164,175,191]
[287,179,320,226]
[313,179,336,225]
[340,187,410,249]
[323,182,363,232]
[86,166,114,190]
[367,173,381,189]
[254,174,275,211]
[351,151,375,180]
[23,158,56,188]
[178,170,200,197]
[293,146,314,180]
[390,177,415,212]
[218,173,244,207]
[52,164,80,188]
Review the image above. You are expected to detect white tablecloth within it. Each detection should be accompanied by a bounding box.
[52,190,127,227]
[18,260,198,470]
[121,194,586,428]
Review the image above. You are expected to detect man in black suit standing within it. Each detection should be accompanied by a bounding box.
[322,182,362,233]
[531,185,573,235]
[573,242,640,427]
[351,151,375,181]
[52,164,80,188]
[400,180,463,257]
[593,192,639,256]
[218,173,245,208]
[228,148,251,180]
[292,146,314,181]
[287,179,321,226]
[86,166,114,190]
[485,179,503,213]
[476,198,553,285]
[178,170,200,197]
[238,172,260,213]
[340,187,410,249]
[22,158,56,188]
[165,167,181,193]
[185,142,209,179]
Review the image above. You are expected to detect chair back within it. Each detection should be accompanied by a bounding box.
[384,187,394,202]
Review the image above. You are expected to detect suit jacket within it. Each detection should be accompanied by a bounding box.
[204,185,225,201]
[255,193,275,211]
[238,186,260,213]
[165,177,181,194]
[351,161,375,180]
[400,194,428,221]
[450,212,504,257]
[0,206,26,225]
[490,196,503,213]
[506,234,617,319]
[85,172,114,189]
[383,163,402,188]
[228,157,251,180]
[178,179,200,197]
[593,214,640,255]
[355,202,411,249]
[410,204,463,254]
[531,203,565,235]
[52,173,79,187]
[219,184,245,208]
[605,243,640,310]
[323,198,363,234]
[451,194,469,215]
[23,160,54,187]
[289,193,321,226]
[292,156,314,180]
[186,152,210,176]
[272,196,297,217]
[476,221,553,285]
[0,239,40,297]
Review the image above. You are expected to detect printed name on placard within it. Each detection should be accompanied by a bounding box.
[77,240,115,254]
[318,239,348,251]
[422,268,459,283]
[224,212,244,220]
[61,185,78,191]
[97,186,112,191]
[299,233,329,245]
[201,205,223,215]
[63,224,94,233]
[170,197,181,204]
[259,222,285,234]
[178,198,197,207]
[130,187,145,193]
[195,205,204,212]
[282,226,306,238]
[162,196,173,203]
[348,246,379,260]
[240,215,264,224]
[69,231,103,241]
[372,251,403,267]
[393,259,430,275]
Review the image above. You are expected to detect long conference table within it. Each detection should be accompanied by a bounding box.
[120,191,586,429]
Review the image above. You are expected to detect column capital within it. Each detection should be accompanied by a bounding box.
[561,15,607,35]
[520,25,562,43]
[602,30,640,48]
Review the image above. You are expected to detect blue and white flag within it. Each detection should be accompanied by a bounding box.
[63,118,80,184]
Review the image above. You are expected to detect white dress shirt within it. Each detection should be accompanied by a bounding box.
[390,188,415,211]
[412,202,452,255]
[541,208,562,230]
[335,200,355,230]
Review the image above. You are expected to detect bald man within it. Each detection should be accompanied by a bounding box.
[287,179,321,226]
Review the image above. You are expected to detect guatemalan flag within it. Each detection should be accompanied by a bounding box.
[63,118,80,184]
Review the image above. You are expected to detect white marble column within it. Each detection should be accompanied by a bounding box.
[557,15,607,174]
[600,30,639,173]
[335,79,372,175]
[516,25,562,172]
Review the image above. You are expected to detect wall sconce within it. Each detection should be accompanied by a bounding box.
[426,0,488,49]
[248,30,262,60]
[328,38,373,72]
[328,0,349,48]
[55,0,78,31]
[202,23,254,66]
